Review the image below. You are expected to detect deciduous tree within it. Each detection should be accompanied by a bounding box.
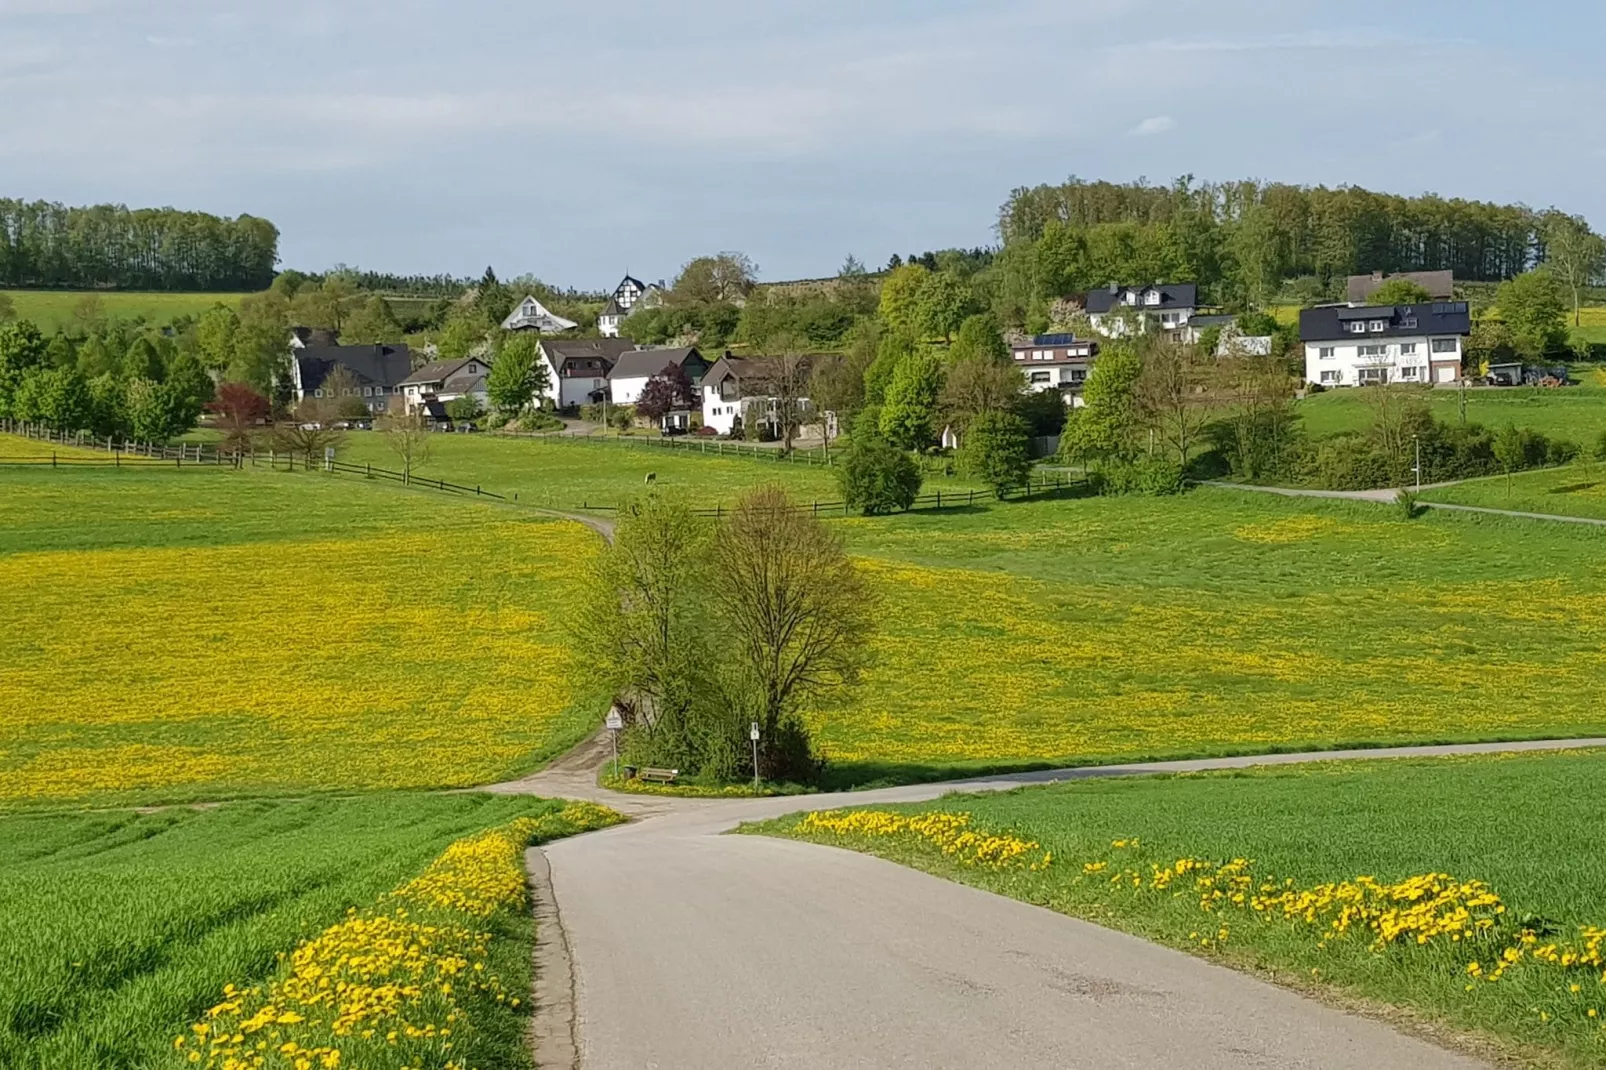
[960,410,1034,496]
[712,485,875,781]
[379,410,432,482]
[209,382,270,454]
[836,434,922,515]
[486,332,549,416]
[878,350,944,449]
[1495,269,1570,360]
[635,364,697,424]
[1541,212,1606,327]
[1135,336,1216,464]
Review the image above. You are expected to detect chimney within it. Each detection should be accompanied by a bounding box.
[1108,282,1120,294]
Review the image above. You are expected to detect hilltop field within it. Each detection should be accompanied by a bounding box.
[0,289,246,332]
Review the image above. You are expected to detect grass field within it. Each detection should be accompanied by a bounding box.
[815,489,1606,785]
[0,465,603,809]
[757,748,1606,1066]
[1422,462,1606,521]
[1295,380,1606,441]
[335,431,884,508]
[1,290,245,332]
[0,792,617,1070]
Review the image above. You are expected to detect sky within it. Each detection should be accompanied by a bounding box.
[2,0,1602,290]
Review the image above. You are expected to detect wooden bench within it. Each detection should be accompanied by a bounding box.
[637,767,680,785]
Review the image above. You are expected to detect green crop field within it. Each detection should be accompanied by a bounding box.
[757,748,1606,1067]
[1,290,245,332]
[814,488,1606,786]
[1422,463,1606,521]
[0,463,604,810]
[0,792,614,1070]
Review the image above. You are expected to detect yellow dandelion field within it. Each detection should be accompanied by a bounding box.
[0,472,602,808]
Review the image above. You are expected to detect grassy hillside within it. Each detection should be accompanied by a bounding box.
[818,488,1606,785]
[760,748,1606,1066]
[1422,463,1606,519]
[0,465,603,809]
[1,290,245,331]
[1295,379,1606,441]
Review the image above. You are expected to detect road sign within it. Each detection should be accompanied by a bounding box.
[749,722,761,790]
[749,722,761,741]
[606,709,624,731]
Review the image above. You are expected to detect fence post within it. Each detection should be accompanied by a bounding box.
[936,490,941,509]
[52,451,56,469]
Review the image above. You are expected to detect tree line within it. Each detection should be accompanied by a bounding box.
[0,199,279,291]
[993,176,1597,313]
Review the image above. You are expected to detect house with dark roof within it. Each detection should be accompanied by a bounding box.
[1083,282,1199,338]
[290,326,341,349]
[1300,301,1471,387]
[1010,334,1099,406]
[1346,270,1455,306]
[399,356,492,414]
[700,354,816,437]
[607,346,709,405]
[598,275,667,337]
[502,295,578,333]
[290,344,412,413]
[537,338,640,409]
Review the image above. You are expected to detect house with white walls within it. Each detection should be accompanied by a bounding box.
[536,338,639,409]
[1299,301,1471,387]
[1009,334,1099,407]
[1084,282,1199,338]
[502,295,579,333]
[399,356,492,414]
[606,346,709,405]
[597,275,667,337]
[700,354,813,436]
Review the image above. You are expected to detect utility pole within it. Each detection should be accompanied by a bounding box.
[750,722,761,791]
[1414,433,1422,493]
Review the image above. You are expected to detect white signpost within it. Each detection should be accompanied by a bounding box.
[605,709,624,777]
[749,721,761,791]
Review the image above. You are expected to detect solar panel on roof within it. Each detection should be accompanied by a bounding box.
[1032,333,1078,345]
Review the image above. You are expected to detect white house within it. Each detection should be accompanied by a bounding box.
[597,275,667,338]
[606,346,709,405]
[700,355,813,436]
[1300,301,1471,388]
[537,339,640,409]
[1084,282,1198,338]
[1010,334,1098,407]
[399,356,492,414]
[502,295,579,334]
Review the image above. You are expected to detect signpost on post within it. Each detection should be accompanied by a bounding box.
[605,708,624,777]
[749,721,761,791]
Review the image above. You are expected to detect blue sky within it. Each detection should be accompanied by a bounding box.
[1,0,1601,290]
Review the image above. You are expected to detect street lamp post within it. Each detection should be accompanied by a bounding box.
[1414,433,1422,494]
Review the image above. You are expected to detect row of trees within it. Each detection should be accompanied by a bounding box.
[0,320,211,442]
[997,176,1592,292]
[0,200,279,291]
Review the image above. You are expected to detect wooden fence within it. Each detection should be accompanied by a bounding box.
[527,431,839,467]
[575,473,1086,519]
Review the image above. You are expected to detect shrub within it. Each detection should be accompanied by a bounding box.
[1395,489,1421,520]
[1099,456,1184,496]
[836,435,922,515]
[519,410,565,433]
[1594,429,1606,463]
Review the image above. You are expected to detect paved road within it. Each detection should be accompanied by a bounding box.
[513,737,1606,1069]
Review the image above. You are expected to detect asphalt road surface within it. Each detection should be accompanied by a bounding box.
[507,739,1606,1069]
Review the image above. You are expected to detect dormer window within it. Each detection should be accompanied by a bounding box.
[1350,322,1369,334]
[1145,291,1161,306]
[1369,320,1386,332]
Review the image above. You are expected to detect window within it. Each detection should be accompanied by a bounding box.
[1358,344,1387,358]
[1399,343,1417,356]
[363,386,372,397]
[468,363,478,373]
[1369,320,1386,332]
[1034,350,1050,360]
[1320,370,1340,384]
[1358,367,1390,385]
[314,389,324,398]
[1318,346,1335,360]
[1399,366,1420,381]
[1350,321,1369,334]
[1068,369,1087,383]
[1145,291,1161,306]
[1401,317,1417,329]
[1029,371,1051,384]
[1432,337,1458,353]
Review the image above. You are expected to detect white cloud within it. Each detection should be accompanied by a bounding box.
[1129,115,1176,137]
